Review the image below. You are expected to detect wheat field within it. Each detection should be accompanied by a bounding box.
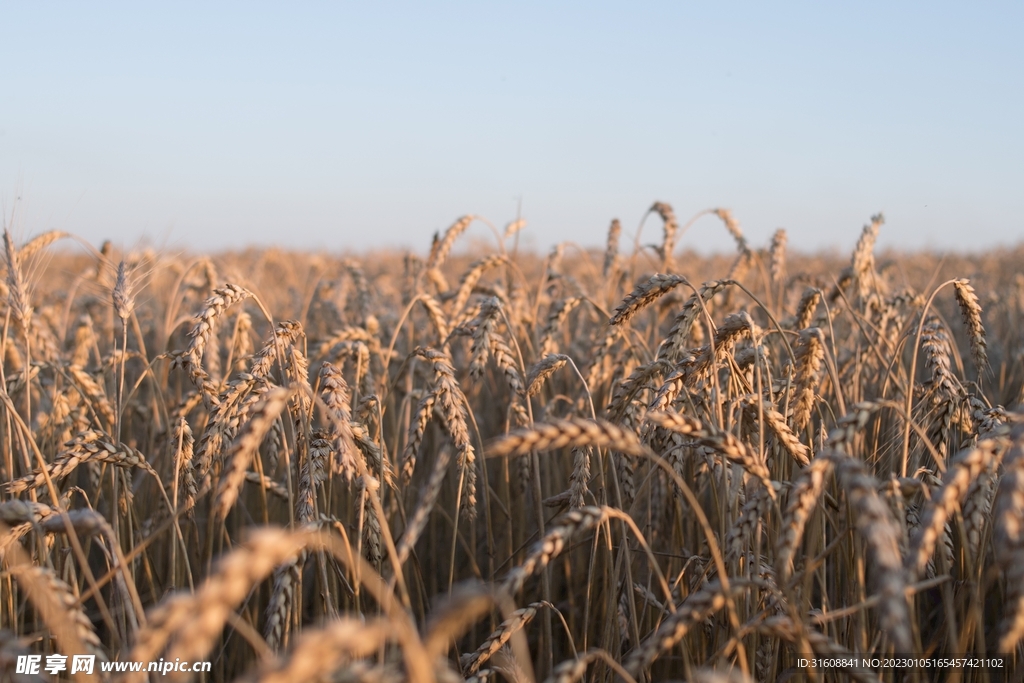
[1,206,1023,682]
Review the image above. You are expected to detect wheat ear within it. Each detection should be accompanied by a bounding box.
[2,543,104,661]
[214,388,291,519]
[546,649,633,683]
[526,354,569,397]
[610,274,687,326]
[625,580,739,676]
[603,218,621,276]
[249,618,391,683]
[487,418,644,459]
[502,506,610,595]
[3,230,32,328]
[835,455,913,652]
[125,528,312,680]
[952,278,989,374]
[995,426,1024,651]
[776,455,834,582]
[4,430,158,494]
[907,439,1002,576]
[769,228,787,283]
[651,201,679,271]
[791,328,825,432]
[460,602,547,675]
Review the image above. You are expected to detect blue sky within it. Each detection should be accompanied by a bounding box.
[2,2,1022,254]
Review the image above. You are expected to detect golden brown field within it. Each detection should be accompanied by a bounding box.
[1,206,1023,682]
